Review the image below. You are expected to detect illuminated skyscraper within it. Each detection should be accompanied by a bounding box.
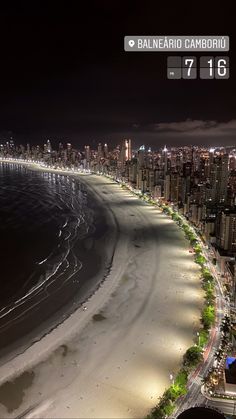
[84,145,91,161]
[137,145,145,167]
[164,174,171,201]
[67,143,72,152]
[210,154,229,203]
[218,211,236,252]
[121,139,132,163]
[47,140,52,153]
[104,143,108,158]
[27,143,31,155]
[161,145,168,174]
[98,143,103,159]
[170,172,180,203]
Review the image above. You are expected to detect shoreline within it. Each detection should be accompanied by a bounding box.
[0,160,118,362]
[0,159,204,418]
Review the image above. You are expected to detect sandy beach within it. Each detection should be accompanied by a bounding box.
[0,168,204,418]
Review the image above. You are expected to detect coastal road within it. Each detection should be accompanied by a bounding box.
[0,173,203,418]
[171,230,227,418]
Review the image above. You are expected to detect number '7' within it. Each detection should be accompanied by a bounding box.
[185,59,194,76]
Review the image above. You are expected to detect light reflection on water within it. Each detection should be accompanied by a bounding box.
[0,162,94,319]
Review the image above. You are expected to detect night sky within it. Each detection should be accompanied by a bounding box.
[0,2,235,148]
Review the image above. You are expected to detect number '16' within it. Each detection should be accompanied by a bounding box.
[208,58,227,77]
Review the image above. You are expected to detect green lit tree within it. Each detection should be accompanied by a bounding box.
[201,305,215,330]
[183,346,203,368]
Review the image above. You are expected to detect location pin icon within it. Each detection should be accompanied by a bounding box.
[128,39,135,48]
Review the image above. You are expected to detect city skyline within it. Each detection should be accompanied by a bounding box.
[1,133,236,151]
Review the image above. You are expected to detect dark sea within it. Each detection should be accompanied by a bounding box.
[0,163,111,354]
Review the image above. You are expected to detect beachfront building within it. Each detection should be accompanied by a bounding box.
[224,357,236,394]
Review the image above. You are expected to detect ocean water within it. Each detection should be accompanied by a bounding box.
[0,162,103,349]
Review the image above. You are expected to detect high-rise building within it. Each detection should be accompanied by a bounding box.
[104,143,108,158]
[136,168,148,193]
[98,143,104,159]
[161,145,168,174]
[47,140,52,153]
[67,143,72,152]
[59,142,63,151]
[170,172,180,203]
[164,174,171,201]
[229,154,236,171]
[84,145,91,161]
[120,139,132,163]
[218,211,236,252]
[210,154,229,203]
[183,162,192,178]
[27,143,31,155]
[137,145,145,167]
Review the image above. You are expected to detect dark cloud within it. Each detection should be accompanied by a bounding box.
[110,119,236,149]
[148,119,236,136]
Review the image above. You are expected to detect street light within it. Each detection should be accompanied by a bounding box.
[197,331,200,346]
